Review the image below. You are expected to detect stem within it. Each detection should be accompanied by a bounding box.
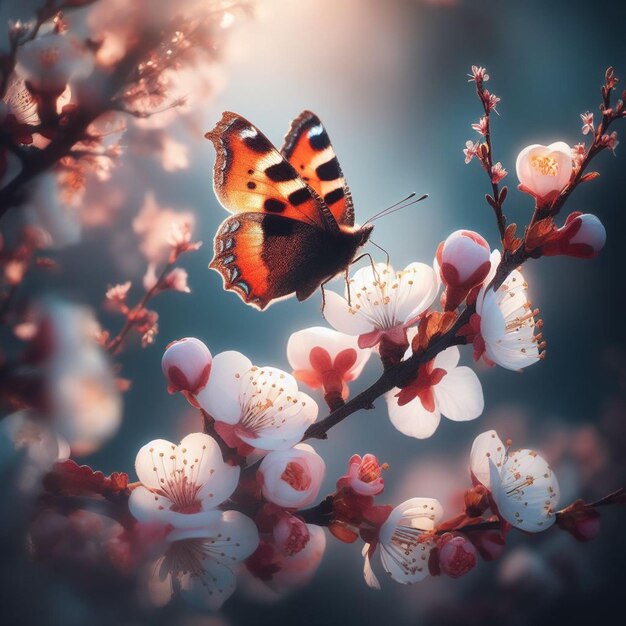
[105,260,174,355]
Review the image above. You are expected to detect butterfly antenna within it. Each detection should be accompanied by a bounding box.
[364,193,428,225]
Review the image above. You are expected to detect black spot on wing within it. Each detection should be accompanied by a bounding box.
[309,128,330,151]
[288,188,312,206]
[247,181,256,189]
[261,214,298,237]
[324,187,344,206]
[316,157,341,181]
[264,198,286,213]
[265,161,298,182]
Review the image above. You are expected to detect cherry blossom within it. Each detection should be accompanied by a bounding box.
[542,212,606,259]
[323,262,439,351]
[580,111,594,135]
[287,326,371,406]
[337,453,387,496]
[196,351,318,452]
[470,430,560,532]
[132,193,195,265]
[436,229,491,310]
[473,250,543,370]
[15,33,94,94]
[385,346,484,439]
[491,162,507,184]
[364,497,443,588]
[258,444,325,509]
[162,337,212,399]
[147,510,259,610]
[515,142,574,203]
[129,432,240,529]
[43,300,122,453]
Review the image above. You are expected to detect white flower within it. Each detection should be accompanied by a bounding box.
[287,326,371,401]
[364,497,443,588]
[16,33,93,93]
[25,172,81,249]
[44,300,121,454]
[475,251,543,370]
[147,510,258,610]
[385,346,484,439]
[196,351,318,452]
[129,433,240,529]
[470,430,560,532]
[515,142,573,202]
[258,444,325,509]
[324,262,439,348]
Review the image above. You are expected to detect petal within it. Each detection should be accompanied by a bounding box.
[397,262,440,321]
[168,510,259,561]
[491,450,560,532]
[363,544,381,590]
[177,433,240,506]
[196,351,251,424]
[184,560,237,611]
[435,365,484,422]
[129,486,224,528]
[134,438,178,490]
[470,430,506,487]
[323,290,375,336]
[433,345,460,371]
[379,540,433,584]
[386,389,441,439]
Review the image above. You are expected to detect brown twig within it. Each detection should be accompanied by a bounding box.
[105,259,174,355]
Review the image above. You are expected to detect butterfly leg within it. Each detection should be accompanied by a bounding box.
[351,252,382,285]
[369,239,390,267]
[319,276,336,315]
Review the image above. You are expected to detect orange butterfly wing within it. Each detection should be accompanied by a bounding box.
[205,111,338,231]
[211,213,366,310]
[281,111,355,227]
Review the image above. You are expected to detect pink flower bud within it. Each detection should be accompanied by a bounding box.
[273,514,310,556]
[543,212,606,259]
[515,142,573,203]
[258,444,325,510]
[161,337,212,396]
[437,533,477,578]
[337,453,387,496]
[437,230,491,310]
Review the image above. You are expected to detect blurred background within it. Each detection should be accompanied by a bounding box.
[3,0,626,624]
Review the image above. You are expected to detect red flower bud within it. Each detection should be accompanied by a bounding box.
[437,533,477,578]
[437,230,491,310]
[161,337,212,397]
[542,212,606,259]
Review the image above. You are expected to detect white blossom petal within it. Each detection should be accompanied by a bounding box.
[196,351,252,423]
[386,390,441,439]
[470,430,506,487]
[434,366,484,422]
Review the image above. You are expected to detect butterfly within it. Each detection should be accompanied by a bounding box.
[205,111,374,310]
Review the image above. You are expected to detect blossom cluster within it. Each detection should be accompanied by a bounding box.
[1,31,625,620]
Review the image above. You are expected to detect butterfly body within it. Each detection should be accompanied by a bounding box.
[206,111,371,310]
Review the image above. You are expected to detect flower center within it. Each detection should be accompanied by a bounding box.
[281,461,311,491]
[38,48,61,68]
[358,458,388,483]
[530,154,558,176]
